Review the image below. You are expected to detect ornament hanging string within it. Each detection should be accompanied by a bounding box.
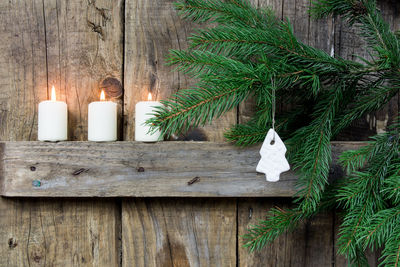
[271,76,276,142]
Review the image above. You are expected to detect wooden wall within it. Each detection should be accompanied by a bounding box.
[0,0,398,266]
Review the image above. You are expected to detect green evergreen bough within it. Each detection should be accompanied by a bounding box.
[149,0,400,265]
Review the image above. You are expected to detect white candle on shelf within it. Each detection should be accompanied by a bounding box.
[135,92,163,142]
[38,86,68,141]
[88,90,117,142]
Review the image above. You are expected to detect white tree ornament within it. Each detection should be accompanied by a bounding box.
[256,129,290,182]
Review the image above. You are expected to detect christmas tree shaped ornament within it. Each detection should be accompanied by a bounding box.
[256,78,290,182]
[256,129,290,182]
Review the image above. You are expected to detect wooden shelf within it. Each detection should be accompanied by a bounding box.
[0,141,364,198]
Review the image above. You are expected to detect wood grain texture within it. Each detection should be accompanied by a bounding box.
[0,1,122,266]
[43,0,124,140]
[335,0,400,141]
[0,141,363,198]
[0,0,47,141]
[122,198,236,267]
[124,0,189,140]
[123,0,236,142]
[0,198,119,266]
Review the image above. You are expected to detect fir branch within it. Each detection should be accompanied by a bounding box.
[379,225,400,267]
[289,88,343,213]
[360,207,400,250]
[149,1,400,264]
[243,207,304,251]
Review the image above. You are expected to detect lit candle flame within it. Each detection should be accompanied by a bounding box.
[100,90,105,101]
[148,92,152,101]
[51,85,56,101]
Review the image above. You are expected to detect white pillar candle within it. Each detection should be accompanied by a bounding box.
[135,93,163,142]
[38,86,68,141]
[88,90,117,142]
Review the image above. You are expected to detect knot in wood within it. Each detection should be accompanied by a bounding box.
[100,77,123,98]
[137,167,145,172]
[30,166,36,171]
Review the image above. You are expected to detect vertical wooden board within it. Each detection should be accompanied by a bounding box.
[374,0,400,130]
[124,0,237,142]
[0,0,123,266]
[335,0,400,140]
[43,0,124,140]
[334,16,377,141]
[124,0,190,140]
[238,198,335,267]
[122,199,236,267]
[309,15,335,55]
[282,0,309,44]
[123,1,237,264]
[303,212,334,267]
[0,0,47,141]
[0,199,119,266]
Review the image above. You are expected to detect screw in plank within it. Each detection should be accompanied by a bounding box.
[32,180,41,187]
[137,167,145,172]
[30,166,36,171]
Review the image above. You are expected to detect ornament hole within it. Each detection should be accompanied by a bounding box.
[270,139,275,145]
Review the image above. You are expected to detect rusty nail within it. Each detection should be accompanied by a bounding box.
[187,176,200,185]
[73,168,89,176]
[137,167,145,172]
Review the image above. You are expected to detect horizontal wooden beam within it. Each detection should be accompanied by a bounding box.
[0,141,364,198]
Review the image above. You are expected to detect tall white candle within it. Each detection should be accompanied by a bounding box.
[38,86,68,141]
[88,90,117,142]
[135,93,163,142]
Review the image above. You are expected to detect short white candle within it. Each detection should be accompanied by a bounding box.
[88,90,117,142]
[135,93,163,142]
[38,86,68,141]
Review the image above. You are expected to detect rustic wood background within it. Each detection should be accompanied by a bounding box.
[0,0,398,266]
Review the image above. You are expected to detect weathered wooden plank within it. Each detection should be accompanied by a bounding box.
[122,198,236,267]
[43,0,124,140]
[335,0,400,141]
[0,141,363,198]
[122,0,236,266]
[124,0,236,142]
[0,0,47,141]
[0,198,119,266]
[124,0,189,140]
[0,1,123,266]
